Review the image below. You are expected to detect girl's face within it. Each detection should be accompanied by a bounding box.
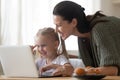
[35,35,58,59]
[53,15,77,40]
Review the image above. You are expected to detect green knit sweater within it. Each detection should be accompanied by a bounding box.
[78,16,120,75]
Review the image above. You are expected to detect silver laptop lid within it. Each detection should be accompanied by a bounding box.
[0,45,39,77]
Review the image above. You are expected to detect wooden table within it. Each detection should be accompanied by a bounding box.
[0,76,120,80]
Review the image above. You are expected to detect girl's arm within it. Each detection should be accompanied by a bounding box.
[40,63,74,76]
[52,63,74,76]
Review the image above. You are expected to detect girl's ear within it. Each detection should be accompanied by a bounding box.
[71,18,77,28]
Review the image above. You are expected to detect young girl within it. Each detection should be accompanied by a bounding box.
[34,27,73,77]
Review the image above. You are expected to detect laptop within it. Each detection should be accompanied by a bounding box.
[0,45,39,77]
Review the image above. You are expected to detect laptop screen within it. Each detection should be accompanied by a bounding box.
[0,45,39,77]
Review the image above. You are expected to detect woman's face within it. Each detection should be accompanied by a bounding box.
[53,15,76,40]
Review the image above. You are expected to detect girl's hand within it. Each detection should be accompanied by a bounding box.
[40,64,60,74]
[52,65,65,76]
[53,63,74,77]
[40,63,74,77]
[29,45,37,54]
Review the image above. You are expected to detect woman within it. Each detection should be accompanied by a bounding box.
[53,1,120,75]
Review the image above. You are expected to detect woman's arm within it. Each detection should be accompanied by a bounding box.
[86,66,118,76]
[92,23,120,76]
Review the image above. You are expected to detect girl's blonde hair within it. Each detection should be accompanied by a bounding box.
[35,27,69,59]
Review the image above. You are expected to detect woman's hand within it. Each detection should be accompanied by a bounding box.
[85,66,118,76]
[95,66,118,76]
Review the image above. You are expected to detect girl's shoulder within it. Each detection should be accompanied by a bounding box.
[56,54,67,60]
[52,54,69,65]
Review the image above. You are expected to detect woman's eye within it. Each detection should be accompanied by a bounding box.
[56,24,62,27]
[37,44,46,48]
[41,44,46,47]
[58,25,62,27]
[36,45,40,48]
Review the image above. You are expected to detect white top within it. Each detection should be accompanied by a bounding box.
[35,54,69,76]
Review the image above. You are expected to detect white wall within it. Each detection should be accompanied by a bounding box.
[100,0,120,18]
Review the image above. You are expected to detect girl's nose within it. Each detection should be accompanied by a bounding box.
[38,46,43,51]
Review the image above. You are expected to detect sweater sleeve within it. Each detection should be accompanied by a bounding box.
[92,17,120,67]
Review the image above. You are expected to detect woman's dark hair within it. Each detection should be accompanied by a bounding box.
[86,11,107,29]
[53,1,107,33]
[53,1,90,33]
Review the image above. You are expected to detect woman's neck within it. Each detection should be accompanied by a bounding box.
[73,27,90,39]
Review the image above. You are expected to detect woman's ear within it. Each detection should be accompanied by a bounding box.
[71,18,77,28]
[55,41,59,49]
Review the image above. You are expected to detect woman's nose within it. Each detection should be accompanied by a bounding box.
[55,27,58,32]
